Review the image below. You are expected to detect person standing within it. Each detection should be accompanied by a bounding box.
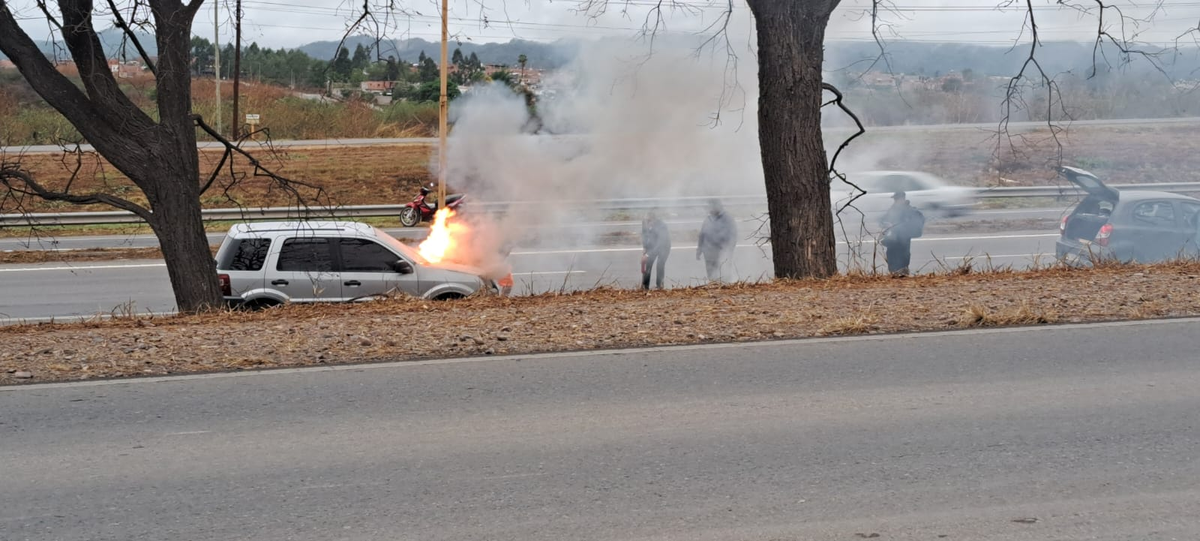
[697,200,737,283]
[641,209,671,290]
[880,191,925,276]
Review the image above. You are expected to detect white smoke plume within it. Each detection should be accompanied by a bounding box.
[437,34,771,282]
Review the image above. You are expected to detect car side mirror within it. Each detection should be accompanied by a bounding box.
[392,260,414,274]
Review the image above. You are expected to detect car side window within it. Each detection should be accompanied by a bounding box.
[276,238,334,272]
[1181,203,1200,230]
[339,238,398,272]
[219,238,271,271]
[1133,201,1176,226]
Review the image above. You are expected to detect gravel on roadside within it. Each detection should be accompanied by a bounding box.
[2,262,1197,385]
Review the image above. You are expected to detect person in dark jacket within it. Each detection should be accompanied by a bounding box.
[879,191,924,276]
[697,200,737,282]
[641,209,671,289]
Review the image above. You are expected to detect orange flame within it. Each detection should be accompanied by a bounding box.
[418,208,464,264]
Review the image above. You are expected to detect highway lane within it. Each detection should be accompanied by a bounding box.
[0,231,1061,322]
[0,208,1063,252]
[5,116,1198,154]
[4,319,1200,540]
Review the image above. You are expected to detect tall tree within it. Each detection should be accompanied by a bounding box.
[0,0,222,310]
[0,0,323,312]
[740,0,842,277]
[333,46,353,80]
[385,56,401,81]
[190,36,213,76]
[351,43,371,70]
[517,53,528,85]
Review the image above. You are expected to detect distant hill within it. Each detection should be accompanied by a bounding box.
[7,29,1199,80]
[826,40,1200,79]
[0,28,160,61]
[295,36,581,69]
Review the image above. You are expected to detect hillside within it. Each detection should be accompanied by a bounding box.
[8,30,1200,80]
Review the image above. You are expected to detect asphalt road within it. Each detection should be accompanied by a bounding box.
[5,116,1198,154]
[0,208,1063,252]
[4,319,1200,540]
[0,230,1062,322]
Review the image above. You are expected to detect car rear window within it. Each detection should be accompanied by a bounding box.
[217,238,271,271]
[277,238,334,272]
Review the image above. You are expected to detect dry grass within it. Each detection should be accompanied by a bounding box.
[960,300,1059,328]
[5,145,434,214]
[4,262,1200,385]
[0,246,220,264]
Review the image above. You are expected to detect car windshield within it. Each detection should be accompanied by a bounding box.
[373,227,429,266]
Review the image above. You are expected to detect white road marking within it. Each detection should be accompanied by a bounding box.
[6,317,1198,391]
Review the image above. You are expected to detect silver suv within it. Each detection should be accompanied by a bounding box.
[215,221,496,308]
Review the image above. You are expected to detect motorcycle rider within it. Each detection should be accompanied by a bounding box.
[641,209,671,290]
[697,200,737,283]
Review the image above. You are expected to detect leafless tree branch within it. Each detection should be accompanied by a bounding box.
[105,0,157,75]
[0,162,152,220]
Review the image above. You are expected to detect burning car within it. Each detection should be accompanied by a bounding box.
[215,220,497,309]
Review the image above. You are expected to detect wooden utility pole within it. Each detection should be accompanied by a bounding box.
[213,0,221,135]
[232,0,242,139]
[437,0,449,207]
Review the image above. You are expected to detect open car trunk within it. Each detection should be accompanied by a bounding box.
[1058,166,1118,242]
[1064,195,1114,241]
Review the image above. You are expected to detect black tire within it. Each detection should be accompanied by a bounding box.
[399,207,421,228]
[244,299,283,311]
[433,292,465,301]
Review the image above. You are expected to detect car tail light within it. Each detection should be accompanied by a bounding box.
[218,274,232,296]
[1059,215,1069,234]
[1096,223,1113,247]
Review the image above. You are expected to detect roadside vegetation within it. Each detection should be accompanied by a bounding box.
[3,261,1199,385]
[0,70,441,145]
[3,123,1199,221]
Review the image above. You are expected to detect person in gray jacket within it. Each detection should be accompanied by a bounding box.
[696,200,737,282]
[641,209,671,290]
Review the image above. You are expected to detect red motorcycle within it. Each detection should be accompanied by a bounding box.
[399,184,466,227]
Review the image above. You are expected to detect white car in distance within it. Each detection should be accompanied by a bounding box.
[830,171,976,222]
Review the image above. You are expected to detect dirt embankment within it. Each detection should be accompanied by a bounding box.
[3,262,1197,385]
[5,124,1200,217]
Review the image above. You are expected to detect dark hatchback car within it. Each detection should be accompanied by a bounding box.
[1056,166,1200,264]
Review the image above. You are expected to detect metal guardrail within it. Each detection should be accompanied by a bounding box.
[4,183,1200,227]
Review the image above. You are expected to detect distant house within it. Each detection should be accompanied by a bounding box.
[360,80,395,94]
[0,59,16,70]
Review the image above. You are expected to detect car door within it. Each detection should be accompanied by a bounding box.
[270,237,341,302]
[1128,201,1179,262]
[335,237,420,300]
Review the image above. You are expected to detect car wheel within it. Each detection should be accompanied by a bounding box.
[399,207,421,228]
[433,292,465,301]
[244,299,283,311]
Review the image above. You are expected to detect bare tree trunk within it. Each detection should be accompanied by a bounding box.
[747,0,840,279]
[148,175,221,313]
[0,0,224,313]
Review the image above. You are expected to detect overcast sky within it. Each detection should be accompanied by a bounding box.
[10,0,1200,50]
